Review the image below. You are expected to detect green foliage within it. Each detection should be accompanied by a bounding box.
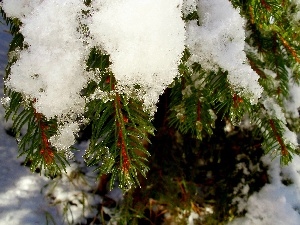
[168,0,300,165]
[83,47,154,189]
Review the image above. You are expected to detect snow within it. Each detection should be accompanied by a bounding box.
[186,0,262,103]
[263,97,287,123]
[49,122,80,157]
[228,155,300,225]
[182,0,197,16]
[89,0,186,114]
[1,0,43,18]
[5,0,88,121]
[292,0,300,22]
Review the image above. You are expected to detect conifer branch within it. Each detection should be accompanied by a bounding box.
[84,49,153,190]
[114,93,131,174]
[269,119,288,157]
[2,0,300,195]
[278,35,300,64]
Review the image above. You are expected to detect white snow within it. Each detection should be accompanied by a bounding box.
[228,155,300,225]
[186,0,262,103]
[263,97,287,123]
[182,0,197,16]
[89,0,186,114]
[49,122,80,156]
[5,0,88,120]
[292,0,300,22]
[1,0,43,18]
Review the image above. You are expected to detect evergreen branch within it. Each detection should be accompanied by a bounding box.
[251,109,296,164]
[86,88,153,190]
[4,91,23,120]
[244,6,292,99]
[84,49,153,190]
[269,119,288,156]
[170,62,229,139]
[7,101,68,176]
[33,110,55,165]
[0,7,21,35]
[114,93,153,189]
[278,35,300,64]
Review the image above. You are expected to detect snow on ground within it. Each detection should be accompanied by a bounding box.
[228,154,300,225]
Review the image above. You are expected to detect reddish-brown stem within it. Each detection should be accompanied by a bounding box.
[115,93,130,173]
[279,36,300,64]
[176,178,188,202]
[233,94,243,108]
[261,0,271,11]
[269,119,288,156]
[33,107,54,164]
[249,6,255,24]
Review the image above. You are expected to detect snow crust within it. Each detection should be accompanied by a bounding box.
[186,0,262,103]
